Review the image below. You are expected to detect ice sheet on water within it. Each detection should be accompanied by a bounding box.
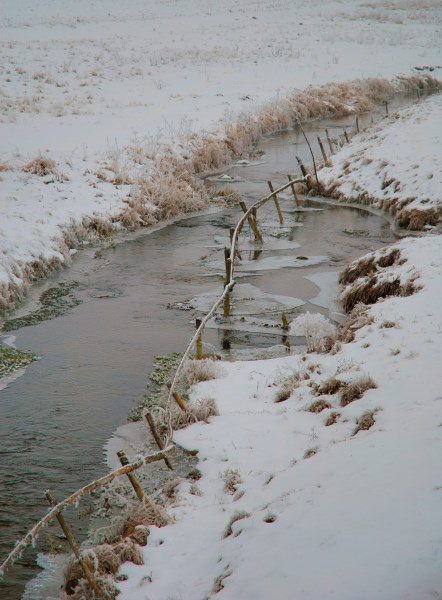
[22,552,67,600]
[304,271,344,315]
[191,283,304,316]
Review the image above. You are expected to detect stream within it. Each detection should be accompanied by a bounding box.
[0,103,406,599]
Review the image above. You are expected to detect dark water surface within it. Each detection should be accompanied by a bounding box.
[0,111,400,599]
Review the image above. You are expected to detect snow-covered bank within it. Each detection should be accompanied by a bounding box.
[320,94,442,230]
[116,234,442,600]
[1,0,442,312]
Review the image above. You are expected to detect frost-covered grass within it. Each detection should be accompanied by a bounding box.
[320,94,442,230]
[114,234,441,600]
[1,0,442,312]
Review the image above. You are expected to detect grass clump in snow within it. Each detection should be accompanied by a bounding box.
[274,370,304,402]
[340,376,377,407]
[222,511,251,539]
[289,312,336,352]
[303,446,319,459]
[212,566,233,594]
[352,409,378,435]
[307,399,332,413]
[220,469,242,494]
[263,512,277,523]
[208,184,243,205]
[180,358,223,386]
[325,411,341,426]
[22,154,59,177]
[313,376,343,396]
[153,396,219,436]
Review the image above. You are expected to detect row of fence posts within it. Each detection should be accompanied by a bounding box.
[1,109,371,596]
[191,115,372,358]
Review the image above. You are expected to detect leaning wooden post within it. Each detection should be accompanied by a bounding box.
[296,156,313,190]
[325,129,334,155]
[317,136,329,166]
[229,227,241,259]
[143,412,173,470]
[355,115,360,133]
[268,180,284,224]
[239,200,263,242]
[385,101,389,116]
[281,312,289,330]
[223,248,232,317]
[117,451,145,502]
[287,174,300,207]
[343,129,350,144]
[195,317,203,359]
[45,490,101,598]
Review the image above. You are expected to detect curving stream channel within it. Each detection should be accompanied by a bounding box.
[0,105,406,599]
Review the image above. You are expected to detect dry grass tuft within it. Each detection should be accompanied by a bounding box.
[325,411,341,426]
[395,206,441,230]
[303,446,319,459]
[307,399,332,413]
[223,510,250,538]
[340,376,377,407]
[274,372,303,402]
[314,376,343,396]
[23,155,59,177]
[163,478,183,500]
[339,248,401,286]
[352,409,377,435]
[180,359,223,387]
[337,304,374,342]
[153,396,219,436]
[221,469,242,494]
[341,274,415,313]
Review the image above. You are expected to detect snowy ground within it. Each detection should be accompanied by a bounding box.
[117,235,442,600]
[320,94,442,230]
[1,0,442,311]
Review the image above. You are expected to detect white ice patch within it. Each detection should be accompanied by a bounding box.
[305,271,344,315]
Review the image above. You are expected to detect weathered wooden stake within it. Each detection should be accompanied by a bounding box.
[281,312,289,330]
[167,385,190,414]
[325,129,334,155]
[344,129,350,144]
[385,101,389,116]
[239,200,263,242]
[296,156,313,190]
[287,174,300,207]
[117,451,144,502]
[268,180,284,224]
[284,339,291,352]
[223,248,232,317]
[317,136,329,166]
[143,412,173,470]
[355,115,360,133]
[45,490,101,598]
[195,317,203,359]
[229,227,241,259]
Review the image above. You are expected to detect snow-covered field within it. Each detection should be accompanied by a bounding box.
[116,235,442,599]
[320,94,442,230]
[1,1,442,598]
[1,0,442,311]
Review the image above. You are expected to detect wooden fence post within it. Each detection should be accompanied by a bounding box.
[230,227,241,259]
[287,174,300,207]
[317,136,329,166]
[355,115,360,133]
[223,248,232,317]
[296,156,313,190]
[343,129,350,144]
[45,490,101,598]
[385,101,389,116]
[117,451,145,502]
[268,180,284,224]
[281,312,289,330]
[239,201,263,242]
[195,317,203,359]
[325,130,334,155]
[143,412,173,470]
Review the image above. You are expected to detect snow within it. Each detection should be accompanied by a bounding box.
[319,94,442,228]
[1,0,442,308]
[117,234,442,599]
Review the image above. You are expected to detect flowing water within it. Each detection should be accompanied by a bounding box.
[0,106,405,599]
